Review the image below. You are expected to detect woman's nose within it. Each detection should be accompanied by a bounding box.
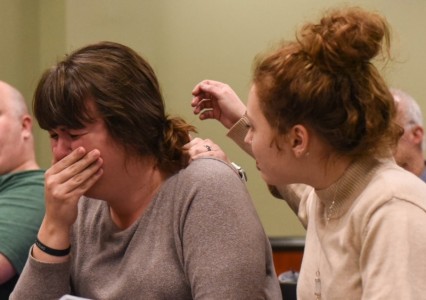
[52,138,73,162]
[244,131,252,145]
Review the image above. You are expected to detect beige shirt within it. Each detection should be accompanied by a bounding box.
[229,116,426,299]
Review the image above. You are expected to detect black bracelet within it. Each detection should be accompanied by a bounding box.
[35,238,71,257]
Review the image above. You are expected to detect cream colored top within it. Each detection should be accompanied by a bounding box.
[229,116,426,299]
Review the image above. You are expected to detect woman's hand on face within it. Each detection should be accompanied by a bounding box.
[183,137,230,163]
[44,147,104,230]
[191,80,247,129]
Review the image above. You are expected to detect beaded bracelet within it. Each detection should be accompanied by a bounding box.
[35,238,71,257]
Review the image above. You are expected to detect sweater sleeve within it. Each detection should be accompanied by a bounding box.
[178,159,281,299]
[9,247,71,300]
[226,115,254,156]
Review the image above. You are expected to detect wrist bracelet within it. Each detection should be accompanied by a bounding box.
[35,238,71,257]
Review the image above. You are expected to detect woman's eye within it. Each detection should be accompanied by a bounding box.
[69,131,86,139]
[49,133,58,140]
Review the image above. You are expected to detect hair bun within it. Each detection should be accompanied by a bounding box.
[298,7,390,73]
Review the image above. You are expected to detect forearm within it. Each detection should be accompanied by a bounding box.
[33,217,71,264]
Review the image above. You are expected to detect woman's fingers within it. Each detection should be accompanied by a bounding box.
[183,138,229,163]
[45,148,103,201]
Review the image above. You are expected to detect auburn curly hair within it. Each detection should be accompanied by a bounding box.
[252,7,402,159]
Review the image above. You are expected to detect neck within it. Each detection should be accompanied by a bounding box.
[11,159,40,173]
[108,161,169,229]
[308,153,352,190]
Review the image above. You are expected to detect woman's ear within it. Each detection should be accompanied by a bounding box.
[289,125,309,158]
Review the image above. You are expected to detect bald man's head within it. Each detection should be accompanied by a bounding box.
[391,88,425,177]
[0,81,29,117]
[0,81,39,173]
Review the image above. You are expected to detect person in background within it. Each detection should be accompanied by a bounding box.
[11,41,281,300]
[0,81,45,297]
[189,7,426,299]
[391,88,426,181]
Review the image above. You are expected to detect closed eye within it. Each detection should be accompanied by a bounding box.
[49,132,58,140]
[68,130,88,140]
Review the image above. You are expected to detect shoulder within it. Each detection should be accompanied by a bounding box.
[367,161,426,210]
[0,170,44,201]
[0,170,44,185]
[178,158,242,186]
[163,158,253,212]
[353,161,426,233]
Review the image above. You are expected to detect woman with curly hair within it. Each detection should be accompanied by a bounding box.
[189,7,426,299]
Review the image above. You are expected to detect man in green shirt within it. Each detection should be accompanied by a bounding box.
[0,81,44,297]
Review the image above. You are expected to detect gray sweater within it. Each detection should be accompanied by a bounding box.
[11,158,281,300]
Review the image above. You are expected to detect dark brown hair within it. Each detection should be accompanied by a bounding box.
[253,7,402,159]
[34,41,196,173]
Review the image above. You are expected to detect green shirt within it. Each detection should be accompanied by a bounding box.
[0,170,45,273]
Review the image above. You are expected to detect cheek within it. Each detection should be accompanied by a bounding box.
[51,139,86,162]
[250,132,270,156]
[249,136,262,158]
[253,142,285,183]
[251,138,272,171]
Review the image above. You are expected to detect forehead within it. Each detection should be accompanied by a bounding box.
[0,84,10,104]
[40,96,99,130]
[247,85,261,115]
[0,90,14,113]
[52,115,106,136]
[393,95,408,121]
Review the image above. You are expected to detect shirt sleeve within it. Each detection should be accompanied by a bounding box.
[226,115,254,156]
[9,247,71,300]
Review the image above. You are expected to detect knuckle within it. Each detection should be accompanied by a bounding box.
[72,174,85,186]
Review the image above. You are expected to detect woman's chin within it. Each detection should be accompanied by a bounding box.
[83,186,102,200]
